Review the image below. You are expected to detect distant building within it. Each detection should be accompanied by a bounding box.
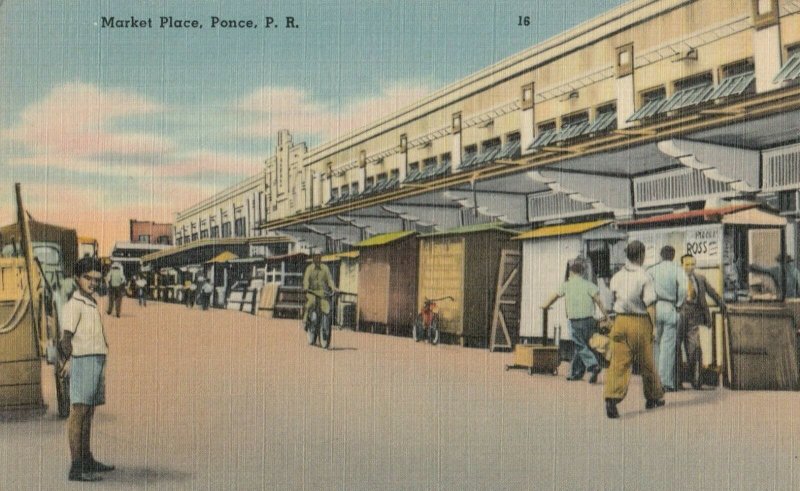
[110,241,171,278]
[130,220,172,245]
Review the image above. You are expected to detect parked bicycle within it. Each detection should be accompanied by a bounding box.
[304,289,337,349]
[412,296,453,345]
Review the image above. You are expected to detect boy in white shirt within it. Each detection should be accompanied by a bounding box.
[60,256,115,482]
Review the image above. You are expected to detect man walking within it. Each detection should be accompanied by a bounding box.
[604,241,665,419]
[134,275,147,307]
[680,254,724,389]
[647,246,687,391]
[542,259,609,383]
[105,262,125,317]
[60,257,115,482]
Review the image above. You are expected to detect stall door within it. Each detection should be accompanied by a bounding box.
[358,260,390,325]
[519,237,580,340]
[418,238,464,335]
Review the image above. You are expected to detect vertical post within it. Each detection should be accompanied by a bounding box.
[541,307,549,346]
[615,44,635,129]
[520,83,535,153]
[15,183,40,349]
[451,114,461,172]
[751,0,782,93]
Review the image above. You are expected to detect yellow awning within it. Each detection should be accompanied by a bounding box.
[205,251,239,263]
[321,250,359,262]
[356,231,415,247]
[514,220,612,240]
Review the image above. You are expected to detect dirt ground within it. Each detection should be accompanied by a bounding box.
[1,301,799,490]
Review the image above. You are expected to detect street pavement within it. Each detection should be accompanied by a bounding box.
[1,300,799,490]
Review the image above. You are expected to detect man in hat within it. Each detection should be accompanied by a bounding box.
[604,240,665,418]
[680,254,724,389]
[303,252,337,324]
[647,245,687,392]
[60,256,115,482]
[750,253,800,298]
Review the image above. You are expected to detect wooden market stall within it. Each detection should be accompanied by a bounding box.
[356,231,418,335]
[417,223,519,348]
[515,219,627,343]
[621,203,798,389]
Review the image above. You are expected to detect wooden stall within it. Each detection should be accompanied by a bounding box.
[356,231,418,335]
[622,204,791,386]
[515,219,627,342]
[417,223,518,348]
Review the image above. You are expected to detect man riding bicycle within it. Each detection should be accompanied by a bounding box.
[303,252,337,325]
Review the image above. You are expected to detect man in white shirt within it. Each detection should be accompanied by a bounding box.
[604,240,665,418]
[60,257,115,482]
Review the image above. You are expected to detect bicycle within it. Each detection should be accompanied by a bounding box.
[412,296,453,345]
[304,289,337,349]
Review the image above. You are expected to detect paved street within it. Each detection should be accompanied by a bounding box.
[2,301,800,490]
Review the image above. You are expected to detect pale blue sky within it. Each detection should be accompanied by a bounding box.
[0,0,626,250]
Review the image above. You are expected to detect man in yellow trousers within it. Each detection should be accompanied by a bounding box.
[604,240,665,419]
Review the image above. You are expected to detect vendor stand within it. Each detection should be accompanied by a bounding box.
[515,219,627,344]
[417,223,518,347]
[620,203,798,389]
[355,231,418,336]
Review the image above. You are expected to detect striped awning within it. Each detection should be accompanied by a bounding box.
[774,52,800,84]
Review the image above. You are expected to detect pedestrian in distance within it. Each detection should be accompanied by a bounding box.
[105,262,126,317]
[199,276,213,310]
[604,240,665,419]
[542,258,609,384]
[134,274,147,307]
[647,245,687,392]
[680,254,724,390]
[184,278,197,308]
[59,256,115,482]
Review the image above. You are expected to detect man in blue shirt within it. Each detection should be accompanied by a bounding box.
[647,246,687,392]
[543,259,609,384]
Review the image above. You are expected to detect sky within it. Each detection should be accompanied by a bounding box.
[0,0,626,254]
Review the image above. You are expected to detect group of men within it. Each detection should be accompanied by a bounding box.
[649,245,723,392]
[545,241,723,419]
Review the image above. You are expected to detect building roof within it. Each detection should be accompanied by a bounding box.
[514,219,613,240]
[141,238,250,262]
[420,222,517,238]
[618,204,759,227]
[356,231,416,248]
[113,241,171,252]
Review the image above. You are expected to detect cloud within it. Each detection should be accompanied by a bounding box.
[4,82,173,161]
[234,81,434,140]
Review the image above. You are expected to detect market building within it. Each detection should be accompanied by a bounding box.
[254,0,800,258]
[163,0,800,364]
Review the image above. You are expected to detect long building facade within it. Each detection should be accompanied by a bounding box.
[176,0,800,255]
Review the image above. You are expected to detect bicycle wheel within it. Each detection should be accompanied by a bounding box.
[429,316,440,345]
[320,313,332,349]
[412,315,424,342]
[306,310,318,345]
